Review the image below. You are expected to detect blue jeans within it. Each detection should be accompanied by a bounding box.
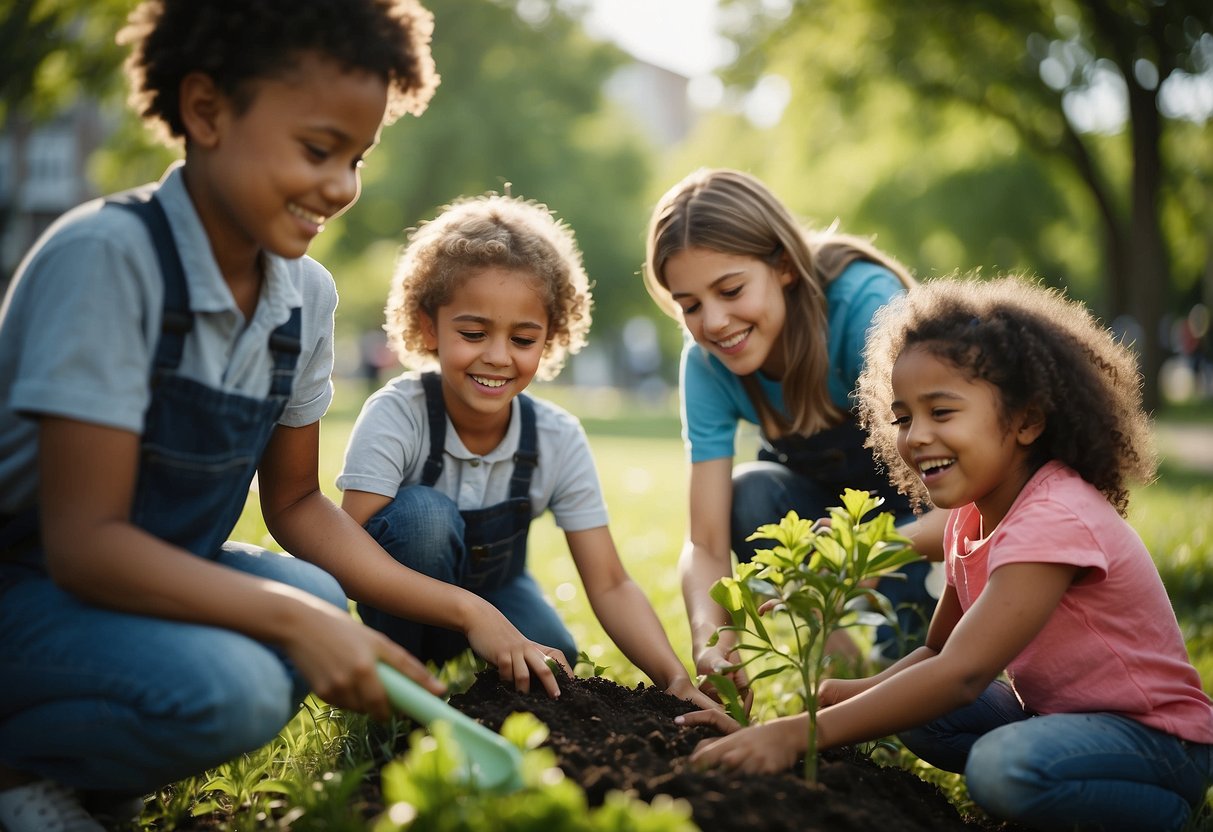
[731,460,935,660]
[0,543,348,794]
[901,680,1213,831]
[357,485,577,666]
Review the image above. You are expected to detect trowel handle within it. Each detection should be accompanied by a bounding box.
[376,662,488,735]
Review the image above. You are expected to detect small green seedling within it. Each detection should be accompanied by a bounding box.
[708,488,923,782]
[573,650,610,678]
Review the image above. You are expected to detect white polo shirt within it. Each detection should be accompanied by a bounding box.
[338,373,609,532]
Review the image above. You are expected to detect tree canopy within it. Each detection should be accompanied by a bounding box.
[705,0,1213,409]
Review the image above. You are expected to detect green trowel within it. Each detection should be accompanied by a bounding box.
[376,663,525,793]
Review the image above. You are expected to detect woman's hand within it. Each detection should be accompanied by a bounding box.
[674,706,741,735]
[695,644,754,714]
[464,601,569,698]
[665,676,724,711]
[686,716,807,775]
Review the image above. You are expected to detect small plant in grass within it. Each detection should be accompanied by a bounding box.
[574,650,610,678]
[373,712,696,831]
[707,488,923,783]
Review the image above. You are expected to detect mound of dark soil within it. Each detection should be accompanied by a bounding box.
[448,668,1014,832]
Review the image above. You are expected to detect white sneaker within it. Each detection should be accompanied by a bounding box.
[0,779,104,832]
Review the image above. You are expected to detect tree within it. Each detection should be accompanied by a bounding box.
[719,0,1213,410]
[1,0,132,283]
[315,0,658,350]
[7,0,661,367]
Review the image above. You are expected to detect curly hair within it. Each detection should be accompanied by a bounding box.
[644,168,915,437]
[385,193,592,382]
[856,275,1156,517]
[118,0,439,145]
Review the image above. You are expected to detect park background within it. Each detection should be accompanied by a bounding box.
[4,0,1213,410]
[2,1,1212,828]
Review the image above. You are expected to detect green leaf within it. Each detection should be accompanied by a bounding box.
[709,577,745,614]
[703,673,750,726]
[500,711,550,751]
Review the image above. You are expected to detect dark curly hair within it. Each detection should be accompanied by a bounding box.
[857,275,1156,517]
[386,193,592,381]
[118,0,439,145]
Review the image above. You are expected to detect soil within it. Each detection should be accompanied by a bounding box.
[164,667,1028,831]
[446,667,1020,832]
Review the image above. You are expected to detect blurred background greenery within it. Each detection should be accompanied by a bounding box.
[3,0,1212,413]
[5,4,1211,823]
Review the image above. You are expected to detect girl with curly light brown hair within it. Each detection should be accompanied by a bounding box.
[339,194,716,714]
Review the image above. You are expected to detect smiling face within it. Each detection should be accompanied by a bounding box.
[183,51,388,271]
[662,246,794,378]
[421,267,550,441]
[890,345,1044,532]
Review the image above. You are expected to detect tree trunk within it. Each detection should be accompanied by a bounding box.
[1126,78,1167,414]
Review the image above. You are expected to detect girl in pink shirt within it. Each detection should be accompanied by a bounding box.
[680,275,1212,831]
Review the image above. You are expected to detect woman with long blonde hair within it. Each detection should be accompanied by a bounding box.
[643,168,945,700]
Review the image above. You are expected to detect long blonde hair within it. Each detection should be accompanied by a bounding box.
[644,168,914,436]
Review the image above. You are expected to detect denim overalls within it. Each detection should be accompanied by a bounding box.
[0,190,346,793]
[357,371,578,666]
[731,413,936,661]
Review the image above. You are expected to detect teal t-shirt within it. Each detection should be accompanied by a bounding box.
[679,259,904,463]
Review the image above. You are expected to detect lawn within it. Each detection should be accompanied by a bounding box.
[160,379,1212,830]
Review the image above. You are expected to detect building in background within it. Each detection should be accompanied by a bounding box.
[0,102,107,288]
[604,60,694,148]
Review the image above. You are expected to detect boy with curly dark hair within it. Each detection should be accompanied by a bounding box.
[0,3,451,829]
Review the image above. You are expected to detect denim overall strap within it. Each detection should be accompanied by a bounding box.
[108,191,302,557]
[416,374,537,591]
[508,395,538,502]
[759,417,913,521]
[418,371,446,488]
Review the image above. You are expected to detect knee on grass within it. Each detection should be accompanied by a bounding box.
[178,645,296,758]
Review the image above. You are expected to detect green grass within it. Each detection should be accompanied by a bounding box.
[158,380,1213,829]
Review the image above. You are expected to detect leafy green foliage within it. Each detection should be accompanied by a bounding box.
[713,0,1213,410]
[374,713,697,831]
[708,489,922,781]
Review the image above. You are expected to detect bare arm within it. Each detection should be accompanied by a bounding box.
[680,457,737,670]
[341,488,392,526]
[567,526,718,710]
[37,416,441,720]
[286,436,563,696]
[816,583,965,707]
[687,562,1077,772]
[896,508,948,562]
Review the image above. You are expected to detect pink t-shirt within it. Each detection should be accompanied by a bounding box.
[945,460,1213,743]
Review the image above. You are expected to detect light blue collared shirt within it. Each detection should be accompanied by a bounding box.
[0,162,338,513]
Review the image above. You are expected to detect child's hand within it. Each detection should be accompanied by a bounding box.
[687,719,804,774]
[665,677,724,712]
[464,603,568,698]
[757,597,782,616]
[675,706,740,735]
[283,597,444,722]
